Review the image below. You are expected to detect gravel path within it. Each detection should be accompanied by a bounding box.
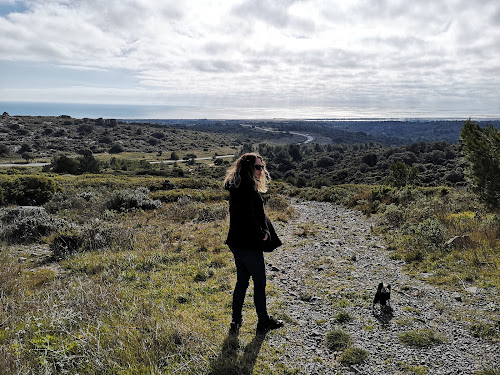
[266,200,499,375]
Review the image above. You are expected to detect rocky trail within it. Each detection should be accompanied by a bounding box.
[265,200,499,375]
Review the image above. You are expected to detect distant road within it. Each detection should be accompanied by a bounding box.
[243,125,314,144]
[150,154,234,164]
[0,155,235,168]
[0,162,50,168]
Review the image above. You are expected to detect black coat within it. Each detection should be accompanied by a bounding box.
[225,182,282,252]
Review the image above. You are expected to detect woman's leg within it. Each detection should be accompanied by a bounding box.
[231,248,268,322]
[231,248,250,323]
[249,251,268,322]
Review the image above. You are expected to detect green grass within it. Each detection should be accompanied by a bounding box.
[334,311,353,323]
[474,369,500,375]
[339,347,369,366]
[0,180,296,374]
[1,167,499,373]
[399,329,446,348]
[325,329,351,351]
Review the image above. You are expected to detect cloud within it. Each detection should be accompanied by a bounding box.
[0,0,499,117]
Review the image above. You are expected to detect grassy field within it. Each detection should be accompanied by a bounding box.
[0,158,499,374]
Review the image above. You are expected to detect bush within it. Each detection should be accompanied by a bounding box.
[0,175,59,205]
[107,187,162,212]
[415,218,446,250]
[339,347,369,366]
[325,329,351,351]
[266,194,290,212]
[80,221,135,252]
[334,311,353,323]
[50,222,135,258]
[399,329,445,348]
[50,231,83,258]
[0,206,66,243]
[474,369,500,375]
[383,204,405,227]
[109,144,125,154]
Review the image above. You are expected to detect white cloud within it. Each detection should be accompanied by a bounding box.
[0,0,499,118]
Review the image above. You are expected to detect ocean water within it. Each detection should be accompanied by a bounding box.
[0,102,198,120]
[1,101,498,120]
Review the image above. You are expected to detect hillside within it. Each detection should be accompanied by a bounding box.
[0,114,499,374]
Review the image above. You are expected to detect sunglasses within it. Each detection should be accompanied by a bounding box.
[254,165,264,171]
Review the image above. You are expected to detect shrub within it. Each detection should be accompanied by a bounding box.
[469,321,500,340]
[334,311,353,323]
[0,175,59,205]
[399,328,445,348]
[325,329,351,351]
[80,221,135,252]
[0,206,66,243]
[50,231,83,258]
[266,194,290,212]
[109,144,124,154]
[50,222,135,258]
[415,218,446,250]
[383,203,405,227]
[339,347,369,366]
[474,369,500,375]
[107,187,162,212]
[196,203,228,222]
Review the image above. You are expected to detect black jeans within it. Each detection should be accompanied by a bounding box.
[230,247,268,323]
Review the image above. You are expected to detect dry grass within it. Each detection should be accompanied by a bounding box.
[0,185,296,374]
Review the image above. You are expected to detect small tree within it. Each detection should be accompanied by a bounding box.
[460,119,500,209]
[388,161,419,188]
[21,152,34,163]
[18,143,32,154]
[78,151,100,173]
[0,144,9,156]
[51,155,80,174]
[109,144,124,154]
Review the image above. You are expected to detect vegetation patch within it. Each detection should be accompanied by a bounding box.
[339,347,369,366]
[334,311,353,323]
[399,329,445,348]
[0,206,66,243]
[325,329,351,351]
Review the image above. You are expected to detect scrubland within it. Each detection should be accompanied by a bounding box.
[0,115,498,374]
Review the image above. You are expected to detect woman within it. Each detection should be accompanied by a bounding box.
[224,152,283,334]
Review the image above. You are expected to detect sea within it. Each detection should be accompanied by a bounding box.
[1,101,499,121]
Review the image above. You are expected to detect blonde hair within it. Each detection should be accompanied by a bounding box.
[224,152,270,193]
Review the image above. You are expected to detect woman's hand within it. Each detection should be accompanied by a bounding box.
[263,233,269,241]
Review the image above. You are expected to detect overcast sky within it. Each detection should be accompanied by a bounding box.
[1,0,499,119]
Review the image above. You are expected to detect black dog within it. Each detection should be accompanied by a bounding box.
[373,282,392,313]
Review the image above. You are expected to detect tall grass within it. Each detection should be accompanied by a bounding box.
[0,180,295,374]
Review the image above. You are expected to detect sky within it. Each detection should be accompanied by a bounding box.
[1,0,499,119]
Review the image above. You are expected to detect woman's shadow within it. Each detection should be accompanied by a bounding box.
[208,332,267,375]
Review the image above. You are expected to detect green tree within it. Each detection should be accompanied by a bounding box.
[388,161,419,188]
[240,142,254,155]
[0,144,10,156]
[78,150,100,173]
[51,155,80,174]
[288,144,303,162]
[460,119,500,209]
[21,152,34,163]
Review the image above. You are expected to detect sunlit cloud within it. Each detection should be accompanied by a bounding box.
[0,0,499,118]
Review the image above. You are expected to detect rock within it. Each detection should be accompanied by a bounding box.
[445,235,475,249]
[18,257,27,262]
[453,292,463,302]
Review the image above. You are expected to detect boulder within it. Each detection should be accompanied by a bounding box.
[445,235,474,249]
